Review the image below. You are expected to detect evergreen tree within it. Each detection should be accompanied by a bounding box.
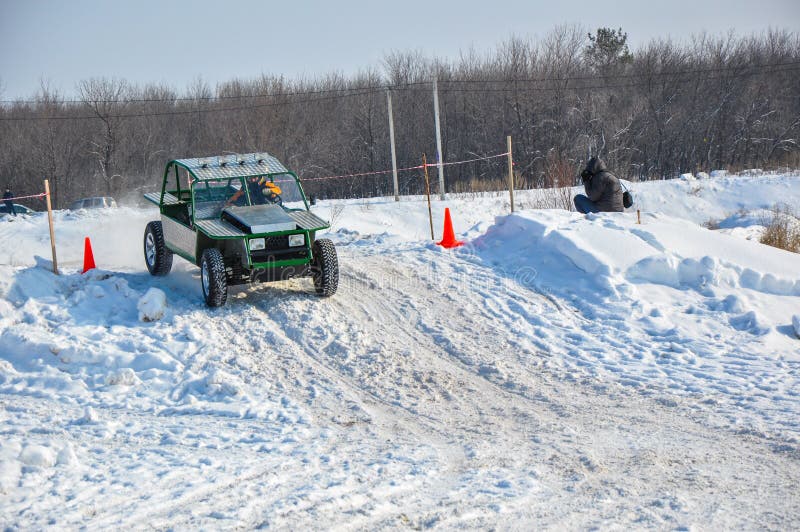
[584,27,633,71]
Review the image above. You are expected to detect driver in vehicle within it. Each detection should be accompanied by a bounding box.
[225,176,281,207]
[260,179,283,206]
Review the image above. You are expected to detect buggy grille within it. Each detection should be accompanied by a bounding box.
[250,235,308,263]
[265,236,289,250]
[250,248,309,263]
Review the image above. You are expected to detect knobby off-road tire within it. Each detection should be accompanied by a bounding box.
[144,221,173,276]
[312,238,339,297]
[201,248,228,307]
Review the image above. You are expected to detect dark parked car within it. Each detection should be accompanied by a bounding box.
[0,203,37,216]
[69,197,117,210]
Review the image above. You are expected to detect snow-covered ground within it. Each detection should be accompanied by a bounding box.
[1,172,799,529]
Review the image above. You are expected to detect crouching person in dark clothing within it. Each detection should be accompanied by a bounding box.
[573,157,624,214]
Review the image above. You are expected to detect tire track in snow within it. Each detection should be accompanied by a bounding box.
[10,238,797,529]
[152,242,800,529]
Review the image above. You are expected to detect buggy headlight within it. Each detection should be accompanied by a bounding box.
[250,238,265,251]
[288,234,305,247]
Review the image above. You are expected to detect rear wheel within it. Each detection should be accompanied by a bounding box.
[312,239,338,297]
[144,221,173,276]
[201,248,227,307]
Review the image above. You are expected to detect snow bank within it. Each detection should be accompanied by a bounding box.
[470,208,800,438]
[473,209,800,299]
[0,206,155,269]
[631,172,800,226]
[0,263,301,422]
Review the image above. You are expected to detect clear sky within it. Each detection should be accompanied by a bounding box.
[1,0,798,100]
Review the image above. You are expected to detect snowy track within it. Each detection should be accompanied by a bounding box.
[19,242,790,529]
[2,174,800,528]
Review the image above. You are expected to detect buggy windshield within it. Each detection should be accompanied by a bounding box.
[266,173,304,206]
[191,174,306,220]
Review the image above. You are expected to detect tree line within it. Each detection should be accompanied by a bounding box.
[1,25,798,209]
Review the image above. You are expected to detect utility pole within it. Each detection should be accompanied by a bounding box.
[433,78,445,200]
[507,136,515,213]
[387,90,399,201]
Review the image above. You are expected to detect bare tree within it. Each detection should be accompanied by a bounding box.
[1,28,798,205]
[78,78,130,196]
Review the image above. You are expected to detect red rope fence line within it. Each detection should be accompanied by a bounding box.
[297,151,511,183]
[297,164,424,183]
[3,192,47,202]
[5,154,512,194]
[433,152,509,168]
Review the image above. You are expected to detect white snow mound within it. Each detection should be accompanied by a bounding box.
[106,367,140,386]
[56,444,79,467]
[18,445,56,468]
[137,287,167,322]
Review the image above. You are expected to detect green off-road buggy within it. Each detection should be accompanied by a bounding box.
[143,152,337,306]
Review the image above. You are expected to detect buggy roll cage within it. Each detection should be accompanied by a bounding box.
[159,152,310,211]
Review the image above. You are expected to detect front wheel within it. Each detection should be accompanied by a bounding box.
[201,248,228,307]
[312,239,338,297]
[144,221,173,276]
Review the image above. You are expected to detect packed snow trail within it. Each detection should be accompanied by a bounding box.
[5,233,799,528]
[206,238,800,529]
[2,173,800,528]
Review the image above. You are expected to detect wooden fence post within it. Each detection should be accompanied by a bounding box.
[422,153,434,240]
[44,179,59,275]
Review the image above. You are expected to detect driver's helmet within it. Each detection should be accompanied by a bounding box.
[259,179,281,198]
[256,179,281,204]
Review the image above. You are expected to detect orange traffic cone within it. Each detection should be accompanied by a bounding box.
[437,208,464,248]
[82,237,96,273]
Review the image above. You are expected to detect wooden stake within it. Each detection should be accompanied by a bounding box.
[44,179,59,275]
[507,135,515,213]
[637,209,641,225]
[422,153,434,240]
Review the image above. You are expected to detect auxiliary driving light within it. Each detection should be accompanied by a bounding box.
[288,234,305,247]
[250,238,266,251]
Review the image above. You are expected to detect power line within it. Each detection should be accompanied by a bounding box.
[0,87,387,122]
[2,60,798,105]
[0,83,395,105]
[429,64,800,94]
[0,62,797,122]
[439,60,800,84]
